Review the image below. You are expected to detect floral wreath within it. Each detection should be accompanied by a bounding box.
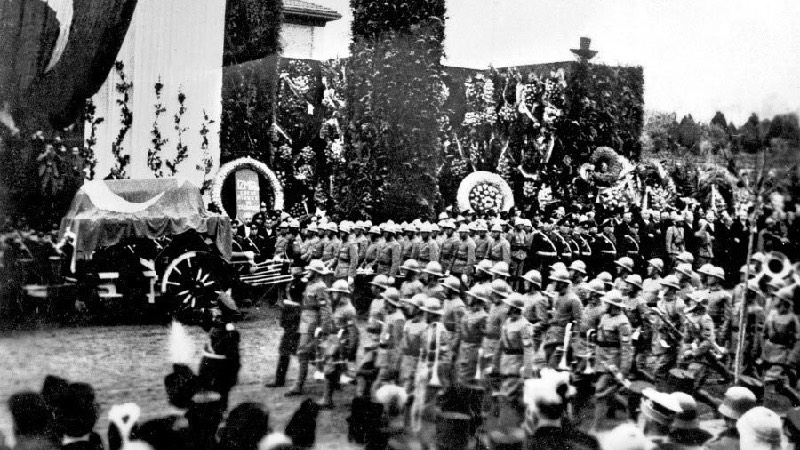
[457,171,515,213]
[211,157,285,216]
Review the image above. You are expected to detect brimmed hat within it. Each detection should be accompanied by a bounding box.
[615,257,634,272]
[602,290,627,308]
[648,258,665,272]
[422,261,444,278]
[381,288,402,306]
[640,387,682,426]
[597,271,613,286]
[467,285,493,303]
[550,261,567,272]
[675,263,694,278]
[490,261,510,278]
[568,260,587,275]
[400,259,421,273]
[502,293,526,310]
[490,223,503,232]
[671,392,701,429]
[586,279,605,295]
[440,275,461,292]
[490,279,511,298]
[475,259,493,274]
[339,222,352,234]
[708,266,725,280]
[550,269,572,284]
[697,263,714,276]
[457,224,470,233]
[368,226,381,235]
[419,297,443,315]
[623,274,643,289]
[676,251,694,264]
[521,270,542,287]
[307,259,333,275]
[369,274,391,289]
[327,279,351,294]
[736,406,782,447]
[718,386,757,420]
[660,274,681,290]
[405,293,427,309]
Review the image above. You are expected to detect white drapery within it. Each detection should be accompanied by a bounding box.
[87,0,226,187]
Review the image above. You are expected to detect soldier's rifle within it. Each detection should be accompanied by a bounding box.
[649,307,685,343]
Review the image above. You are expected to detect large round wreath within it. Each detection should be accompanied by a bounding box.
[457,171,515,213]
[211,157,285,216]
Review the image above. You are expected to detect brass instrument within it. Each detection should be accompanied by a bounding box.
[410,322,434,433]
[313,328,326,380]
[429,322,443,388]
[475,347,484,380]
[580,329,596,375]
[558,322,573,371]
[760,251,791,280]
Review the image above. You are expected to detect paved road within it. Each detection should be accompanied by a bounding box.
[0,307,790,448]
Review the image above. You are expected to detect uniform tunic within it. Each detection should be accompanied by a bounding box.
[310,236,326,260]
[399,318,428,388]
[297,280,332,356]
[551,231,573,263]
[417,238,440,265]
[439,234,457,266]
[545,292,582,345]
[356,235,370,263]
[322,236,341,265]
[449,237,476,276]
[333,237,359,280]
[508,230,528,275]
[482,303,509,371]
[274,234,290,259]
[475,235,491,261]
[363,238,382,270]
[529,231,557,274]
[763,311,800,381]
[595,312,633,375]
[322,302,359,376]
[707,287,732,336]
[489,236,511,266]
[458,308,488,383]
[376,309,406,380]
[499,316,534,377]
[523,292,549,350]
[376,239,402,277]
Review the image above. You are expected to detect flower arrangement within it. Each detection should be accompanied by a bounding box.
[456,171,514,213]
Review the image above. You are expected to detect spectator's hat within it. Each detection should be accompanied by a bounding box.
[718,386,757,420]
[307,259,332,275]
[327,279,351,294]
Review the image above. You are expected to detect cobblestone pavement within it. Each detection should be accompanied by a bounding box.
[0,307,791,448]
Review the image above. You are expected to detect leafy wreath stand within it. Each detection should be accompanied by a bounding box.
[211,157,285,217]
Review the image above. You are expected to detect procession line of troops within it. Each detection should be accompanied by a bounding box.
[255,216,800,444]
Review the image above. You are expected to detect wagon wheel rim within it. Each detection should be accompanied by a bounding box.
[161,251,224,312]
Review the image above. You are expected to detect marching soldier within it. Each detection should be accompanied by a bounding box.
[376,224,402,278]
[521,270,548,349]
[704,266,732,344]
[318,279,359,408]
[286,260,333,396]
[508,218,529,283]
[621,274,654,380]
[488,223,511,267]
[528,223,558,284]
[498,293,535,384]
[421,261,447,301]
[265,271,305,388]
[473,259,494,286]
[301,223,320,263]
[310,223,327,260]
[332,222,359,284]
[399,259,424,298]
[651,275,685,382]
[448,224,476,279]
[474,222,491,261]
[580,279,606,340]
[458,285,490,386]
[642,258,664,305]
[399,293,428,393]
[419,297,452,389]
[593,290,633,422]
[374,288,406,391]
[544,268,583,367]
[613,256,635,292]
[442,275,467,384]
[762,286,800,405]
[417,223,440,266]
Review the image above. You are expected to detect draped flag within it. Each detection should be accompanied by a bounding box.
[0,0,138,131]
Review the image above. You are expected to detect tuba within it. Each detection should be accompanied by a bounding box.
[580,329,596,375]
[760,251,791,281]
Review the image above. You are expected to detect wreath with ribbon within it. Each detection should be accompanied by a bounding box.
[211,157,285,216]
[457,171,515,213]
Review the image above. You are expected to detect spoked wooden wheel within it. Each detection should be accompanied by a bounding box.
[161,251,229,315]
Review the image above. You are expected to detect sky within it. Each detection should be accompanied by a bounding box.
[312,0,800,125]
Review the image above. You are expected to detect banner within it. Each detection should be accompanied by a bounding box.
[235,169,260,223]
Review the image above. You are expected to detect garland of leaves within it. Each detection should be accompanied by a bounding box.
[165,90,188,176]
[107,61,132,179]
[82,99,102,180]
[148,79,168,177]
[198,109,215,194]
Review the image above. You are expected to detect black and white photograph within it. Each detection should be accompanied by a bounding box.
[1,0,800,448]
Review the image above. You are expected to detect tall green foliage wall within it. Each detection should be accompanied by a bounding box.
[334,0,447,221]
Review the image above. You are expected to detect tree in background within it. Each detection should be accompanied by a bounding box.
[219,0,283,165]
[766,113,800,148]
[335,0,446,220]
[739,113,763,153]
[710,111,728,130]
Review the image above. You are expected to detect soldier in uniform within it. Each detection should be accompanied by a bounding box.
[421,261,447,301]
[301,223,319,263]
[354,221,369,264]
[318,279,359,408]
[593,290,633,422]
[706,266,732,343]
[497,293,534,391]
[528,223,558,286]
[593,220,618,276]
[521,270,548,355]
[332,222,359,285]
[399,259,424,299]
[762,286,800,405]
[310,223,327,261]
[474,222,491,261]
[438,220,457,266]
[544,268,582,367]
[419,297,452,389]
[488,223,511,267]
[399,294,428,393]
[401,223,421,261]
[483,279,512,378]
[458,284,490,386]
[376,224,402,278]
[442,275,466,385]
[374,288,406,391]
[574,218,594,276]
[273,221,291,260]
[613,256,635,292]
[651,275,685,382]
[642,258,664,305]
[362,226,383,271]
[417,223,440,266]
[508,218,529,286]
[705,387,758,450]
[265,272,305,388]
[286,260,333,396]
[729,280,765,377]
[579,279,606,353]
[321,222,341,267]
[447,224,476,279]
[620,222,642,275]
[620,274,654,380]
[551,221,573,265]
